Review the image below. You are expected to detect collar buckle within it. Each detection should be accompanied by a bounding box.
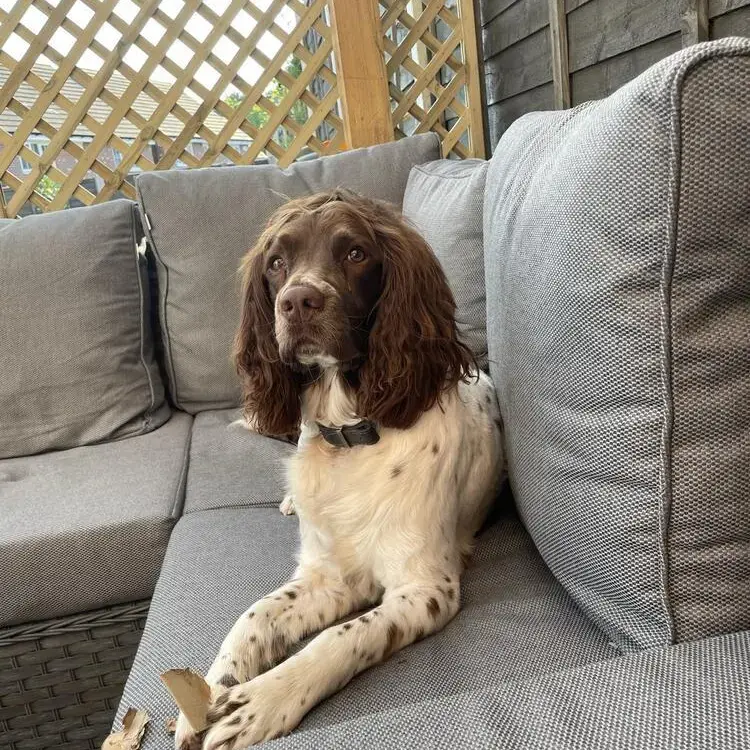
[316,420,380,449]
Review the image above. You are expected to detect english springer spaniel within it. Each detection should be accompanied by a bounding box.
[175,190,505,750]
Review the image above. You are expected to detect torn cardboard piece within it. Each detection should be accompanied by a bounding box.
[101,708,149,750]
[160,668,212,733]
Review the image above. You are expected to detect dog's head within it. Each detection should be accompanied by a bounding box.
[234,189,473,436]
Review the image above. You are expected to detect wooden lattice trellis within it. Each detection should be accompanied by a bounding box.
[0,0,484,218]
[380,0,483,160]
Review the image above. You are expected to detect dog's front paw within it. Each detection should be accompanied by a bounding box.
[202,671,308,749]
[173,682,229,750]
[279,494,296,516]
[173,710,203,750]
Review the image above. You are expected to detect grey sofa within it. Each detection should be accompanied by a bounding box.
[1,38,748,750]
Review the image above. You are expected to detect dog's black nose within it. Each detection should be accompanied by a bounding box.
[279,285,325,322]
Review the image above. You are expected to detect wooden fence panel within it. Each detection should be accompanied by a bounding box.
[0,0,485,217]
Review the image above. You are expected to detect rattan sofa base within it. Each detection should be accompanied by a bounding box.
[0,600,149,750]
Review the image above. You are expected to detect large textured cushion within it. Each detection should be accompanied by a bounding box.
[403,160,488,368]
[267,630,750,749]
[137,134,441,413]
[184,409,294,514]
[0,412,192,626]
[114,507,616,748]
[484,38,750,651]
[0,200,169,459]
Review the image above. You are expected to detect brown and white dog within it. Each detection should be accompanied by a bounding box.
[175,190,504,750]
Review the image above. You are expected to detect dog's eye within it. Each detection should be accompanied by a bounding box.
[347,247,365,263]
[270,257,286,272]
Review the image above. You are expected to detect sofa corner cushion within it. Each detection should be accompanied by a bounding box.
[0,411,192,627]
[484,38,750,652]
[403,159,488,368]
[0,200,169,459]
[137,134,441,413]
[184,409,295,513]
[114,507,615,749]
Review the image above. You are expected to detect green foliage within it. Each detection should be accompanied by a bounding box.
[224,56,309,148]
[36,174,61,201]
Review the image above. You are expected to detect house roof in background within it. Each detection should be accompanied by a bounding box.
[0,63,251,142]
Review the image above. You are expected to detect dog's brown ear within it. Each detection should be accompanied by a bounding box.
[357,204,475,429]
[233,239,302,438]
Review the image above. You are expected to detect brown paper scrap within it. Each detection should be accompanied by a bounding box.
[101,708,149,749]
[160,668,212,733]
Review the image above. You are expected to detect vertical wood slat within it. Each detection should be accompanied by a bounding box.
[681,0,710,47]
[330,0,394,149]
[548,0,571,109]
[458,0,487,158]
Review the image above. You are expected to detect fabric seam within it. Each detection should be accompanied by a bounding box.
[132,202,158,435]
[136,185,181,408]
[410,162,488,180]
[169,415,194,518]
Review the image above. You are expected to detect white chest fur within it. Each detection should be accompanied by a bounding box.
[286,369,504,590]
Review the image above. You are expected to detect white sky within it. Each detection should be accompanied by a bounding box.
[0,0,298,96]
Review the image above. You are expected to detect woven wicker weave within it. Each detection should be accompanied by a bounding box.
[0,600,149,750]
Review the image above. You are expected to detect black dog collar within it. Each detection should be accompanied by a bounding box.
[316,420,380,448]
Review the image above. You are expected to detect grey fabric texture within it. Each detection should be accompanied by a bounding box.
[267,630,750,750]
[137,134,441,413]
[0,200,169,459]
[184,409,294,513]
[115,507,617,747]
[484,38,750,652]
[402,159,489,369]
[0,412,192,626]
[667,53,750,643]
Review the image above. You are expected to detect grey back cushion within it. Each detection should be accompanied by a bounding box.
[0,200,169,459]
[137,134,441,412]
[403,159,488,369]
[484,38,750,652]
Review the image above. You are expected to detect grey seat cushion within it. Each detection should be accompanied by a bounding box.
[484,38,750,652]
[137,134,441,413]
[114,507,616,747]
[266,629,750,750]
[402,159,489,369]
[185,409,294,514]
[0,200,169,459]
[0,412,192,627]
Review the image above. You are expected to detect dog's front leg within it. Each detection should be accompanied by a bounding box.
[173,567,366,750]
[202,577,460,749]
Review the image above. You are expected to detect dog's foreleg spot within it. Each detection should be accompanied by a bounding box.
[360,615,369,624]
[286,590,297,599]
[427,597,441,619]
[214,692,229,708]
[247,611,255,619]
[227,715,241,726]
[383,622,403,660]
[218,674,239,688]
[343,622,352,630]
